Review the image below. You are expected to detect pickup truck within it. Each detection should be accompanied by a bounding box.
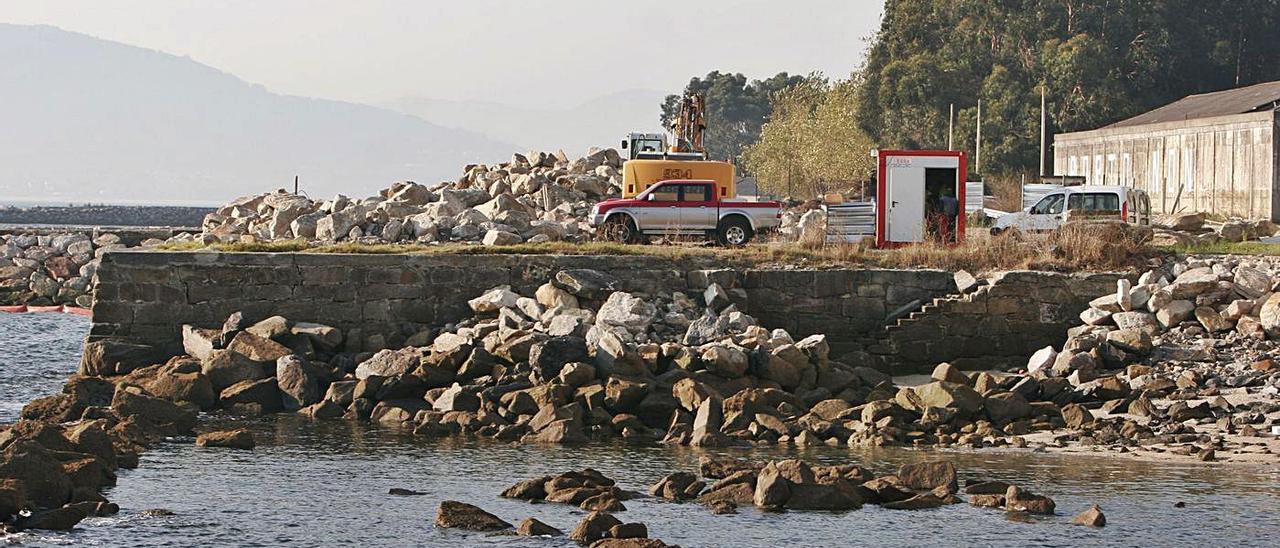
[588,179,782,245]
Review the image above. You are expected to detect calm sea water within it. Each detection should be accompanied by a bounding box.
[2,314,1279,547]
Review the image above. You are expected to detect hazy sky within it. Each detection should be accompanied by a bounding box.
[3,0,884,108]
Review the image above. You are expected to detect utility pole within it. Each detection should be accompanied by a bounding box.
[947,103,954,151]
[1039,87,1047,177]
[975,100,983,173]
[293,175,299,195]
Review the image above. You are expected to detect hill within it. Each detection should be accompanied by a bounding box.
[0,24,516,204]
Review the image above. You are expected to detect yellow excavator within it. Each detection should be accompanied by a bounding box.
[620,91,735,199]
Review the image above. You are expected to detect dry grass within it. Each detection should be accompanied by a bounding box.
[154,223,1155,274]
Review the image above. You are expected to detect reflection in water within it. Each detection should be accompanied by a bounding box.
[61,416,1280,548]
[3,315,1280,547]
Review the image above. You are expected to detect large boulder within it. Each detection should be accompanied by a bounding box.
[912,382,983,414]
[110,386,197,435]
[355,348,421,380]
[201,349,268,392]
[897,461,958,493]
[434,501,511,531]
[0,441,73,510]
[596,292,657,333]
[554,269,619,300]
[276,355,323,411]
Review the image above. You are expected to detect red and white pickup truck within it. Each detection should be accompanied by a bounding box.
[588,179,782,245]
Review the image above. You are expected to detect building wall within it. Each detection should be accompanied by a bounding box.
[1053,111,1277,220]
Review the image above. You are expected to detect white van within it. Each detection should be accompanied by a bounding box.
[991,185,1151,234]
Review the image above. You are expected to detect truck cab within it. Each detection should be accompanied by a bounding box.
[991,185,1151,234]
[588,180,781,246]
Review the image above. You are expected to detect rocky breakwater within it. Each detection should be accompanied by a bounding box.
[0,231,141,307]
[73,261,1245,461]
[1,369,206,531]
[200,148,624,246]
[1023,255,1280,461]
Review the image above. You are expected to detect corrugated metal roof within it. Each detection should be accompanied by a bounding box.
[1107,80,1280,129]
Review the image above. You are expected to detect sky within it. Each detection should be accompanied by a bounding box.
[2,0,884,108]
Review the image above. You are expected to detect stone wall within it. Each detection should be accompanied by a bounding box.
[872,270,1126,373]
[89,251,957,360]
[89,250,1122,374]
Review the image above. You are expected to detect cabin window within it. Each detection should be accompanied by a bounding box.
[649,186,680,202]
[1067,193,1120,212]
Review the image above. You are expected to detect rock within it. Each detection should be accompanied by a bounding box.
[195,429,256,449]
[434,500,511,531]
[468,287,519,313]
[1111,311,1158,333]
[608,523,648,539]
[954,270,979,293]
[984,392,1033,423]
[554,269,619,299]
[1061,403,1094,428]
[1105,328,1152,355]
[1072,504,1106,526]
[201,349,268,392]
[1259,293,1280,337]
[0,441,73,510]
[181,325,220,361]
[704,283,732,312]
[219,378,283,413]
[753,461,791,508]
[1027,346,1058,375]
[276,355,323,411]
[79,340,167,377]
[482,229,522,246]
[650,472,704,501]
[1157,300,1195,328]
[896,461,958,493]
[1005,485,1055,515]
[913,382,982,414]
[882,493,946,510]
[1079,307,1112,326]
[228,331,292,363]
[570,511,623,543]
[502,477,550,500]
[535,282,579,309]
[14,504,88,531]
[931,362,970,385]
[701,344,749,378]
[291,322,343,350]
[144,368,216,410]
[786,483,863,511]
[517,517,562,536]
[1168,268,1218,299]
[245,315,291,341]
[433,383,481,412]
[355,348,420,380]
[111,386,198,435]
[1194,306,1230,332]
[596,292,657,333]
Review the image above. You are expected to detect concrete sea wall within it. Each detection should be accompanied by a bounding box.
[88,250,1119,373]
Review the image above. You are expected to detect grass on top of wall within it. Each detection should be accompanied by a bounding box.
[154,223,1157,274]
[1172,240,1280,256]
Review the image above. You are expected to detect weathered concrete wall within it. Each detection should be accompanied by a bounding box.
[1053,111,1277,221]
[89,251,957,360]
[872,270,1125,373]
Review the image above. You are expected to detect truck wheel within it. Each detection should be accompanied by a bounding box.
[600,216,638,244]
[717,218,753,246]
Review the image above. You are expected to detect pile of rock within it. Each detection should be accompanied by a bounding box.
[200,148,624,246]
[1025,255,1280,460]
[0,231,133,307]
[502,469,635,512]
[1152,212,1279,246]
[1,374,205,531]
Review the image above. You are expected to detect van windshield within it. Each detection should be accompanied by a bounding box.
[1031,194,1065,215]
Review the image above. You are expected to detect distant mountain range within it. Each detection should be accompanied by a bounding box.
[380,89,668,157]
[0,24,519,204]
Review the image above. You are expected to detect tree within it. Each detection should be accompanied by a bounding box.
[742,76,876,199]
[660,71,808,165]
[855,0,1280,177]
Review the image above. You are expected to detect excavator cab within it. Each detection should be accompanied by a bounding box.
[622,133,668,161]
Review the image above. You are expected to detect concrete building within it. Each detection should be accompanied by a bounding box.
[1053,81,1280,220]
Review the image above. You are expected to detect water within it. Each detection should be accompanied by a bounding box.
[0,313,89,422]
[3,314,1280,547]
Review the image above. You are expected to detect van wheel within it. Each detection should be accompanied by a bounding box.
[717,218,753,246]
[600,216,638,244]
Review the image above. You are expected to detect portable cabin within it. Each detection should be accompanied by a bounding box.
[875,150,967,248]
